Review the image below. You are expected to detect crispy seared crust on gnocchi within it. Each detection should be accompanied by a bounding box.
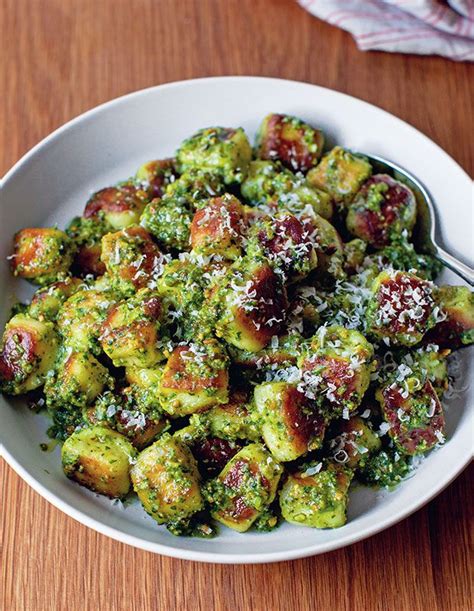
[212,258,288,352]
[256,113,324,173]
[62,425,136,498]
[84,184,149,229]
[159,339,229,416]
[101,225,163,294]
[366,270,439,346]
[204,443,283,532]
[376,378,445,455]
[0,314,59,394]
[10,228,74,285]
[3,116,470,538]
[247,212,318,282]
[297,326,375,418]
[100,289,164,368]
[190,194,246,260]
[346,174,417,248]
[67,216,108,277]
[254,382,326,461]
[131,434,203,524]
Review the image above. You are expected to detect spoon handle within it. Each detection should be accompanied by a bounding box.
[435,245,474,286]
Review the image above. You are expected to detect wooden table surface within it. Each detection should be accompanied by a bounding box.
[1,1,473,609]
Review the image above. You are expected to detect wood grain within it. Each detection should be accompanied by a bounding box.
[0,1,473,609]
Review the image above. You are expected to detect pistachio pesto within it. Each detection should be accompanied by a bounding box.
[1,114,471,538]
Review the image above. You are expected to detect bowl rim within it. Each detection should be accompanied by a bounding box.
[2,75,471,185]
[1,76,472,563]
[2,438,471,563]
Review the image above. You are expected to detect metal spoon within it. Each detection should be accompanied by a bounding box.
[360,153,474,286]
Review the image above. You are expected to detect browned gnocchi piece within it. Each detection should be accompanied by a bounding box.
[255,113,324,173]
[74,241,106,277]
[190,437,243,477]
[0,314,59,394]
[205,443,283,533]
[254,382,326,461]
[297,326,375,418]
[135,158,177,199]
[377,379,445,455]
[84,184,149,230]
[190,194,246,260]
[366,270,439,346]
[131,435,203,524]
[307,146,372,206]
[423,285,474,349]
[62,425,136,498]
[99,289,164,368]
[248,212,318,281]
[159,339,229,416]
[214,260,288,352]
[346,174,417,248]
[101,225,163,294]
[9,228,74,285]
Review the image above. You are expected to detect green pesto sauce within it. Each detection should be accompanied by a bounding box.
[378,241,443,281]
[141,197,192,251]
[47,405,85,441]
[203,460,269,514]
[254,505,279,532]
[359,449,411,489]
[167,514,217,538]
[299,470,341,512]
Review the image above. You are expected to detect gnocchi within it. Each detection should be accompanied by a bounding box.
[2,115,471,538]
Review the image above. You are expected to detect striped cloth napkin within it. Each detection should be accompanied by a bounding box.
[299,0,474,61]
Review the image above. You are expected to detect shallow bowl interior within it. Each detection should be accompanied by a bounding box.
[0,77,472,563]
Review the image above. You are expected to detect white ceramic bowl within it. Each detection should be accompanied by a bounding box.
[1,77,472,564]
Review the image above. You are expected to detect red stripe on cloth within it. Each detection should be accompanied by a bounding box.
[356,30,452,47]
[332,11,415,27]
[333,11,388,26]
[323,9,353,23]
[430,4,449,28]
[461,18,474,38]
[357,27,432,41]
